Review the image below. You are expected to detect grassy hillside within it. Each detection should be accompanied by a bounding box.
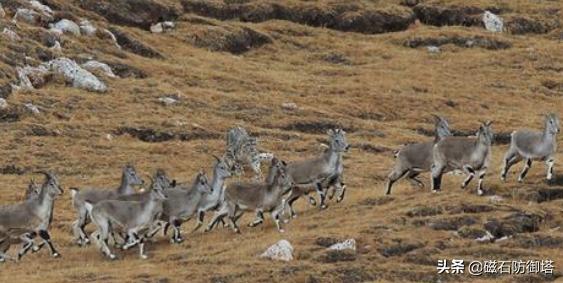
[0,0,561,282]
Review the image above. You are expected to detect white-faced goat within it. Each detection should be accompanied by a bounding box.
[0,172,63,261]
[284,129,350,218]
[85,181,167,260]
[190,155,235,232]
[431,121,494,195]
[159,171,212,243]
[501,113,560,182]
[70,164,144,246]
[208,158,293,233]
[385,115,452,195]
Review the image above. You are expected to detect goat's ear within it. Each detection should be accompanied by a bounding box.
[171,180,177,187]
[281,160,287,166]
[485,120,493,126]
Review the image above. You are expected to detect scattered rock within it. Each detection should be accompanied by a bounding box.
[150,21,175,33]
[13,8,41,25]
[482,11,503,32]
[260,240,293,262]
[186,24,272,54]
[109,28,163,58]
[29,0,53,17]
[80,0,179,30]
[116,127,175,142]
[24,103,40,114]
[447,203,494,214]
[484,212,543,238]
[406,206,443,217]
[50,19,81,36]
[46,58,107,92]
[321,52,351,65]
[105,133,113,141]
[79,19,97,36]
[426,45,440,54]
[0,98,8,110]
[2,28,21,41]
[328,239,356,251]
[82,60,117,78]
[16,65,50,90]
[158,96,178,106]
[378,241,423,257]
[0,164,25,175]
[281,102,297,111]
[428,215,478,231]
[525,188,563,203]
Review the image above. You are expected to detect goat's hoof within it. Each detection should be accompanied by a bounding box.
[477,189,484,196]
[32,246,40,253]
[320,204,328,210]
[336,197,344,203]
[291,214,297,219]
[283,219,290,224]
[234,229,240,234]
[278,229,285,233]
[432,189,440,193]
[108,254,117,260]
[52,253,61,258]
[140,254,148,260]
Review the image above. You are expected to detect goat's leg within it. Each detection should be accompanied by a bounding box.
[248,210,264,227]
[272,202,285,233]
[385,167,408,195]
[477,168,487,196]
[546,158,555,181]
[227,204,241,234]
[284,189,300,219]
[171,219,183,243]
[461,165,475,189]
[501,148,521,181]
[72,208,89,246]
[205,205,228,232]
[306,191,317,206]
[146,221,164,238]
[191,210,205,233]
[17,234,35,261]
[316,182,328,209]
[406,171,424,189]
[518,159,532,182]
[431,164,445,192]
[38,230,60,257]
[138,237,147,260]
[99,221,116,260]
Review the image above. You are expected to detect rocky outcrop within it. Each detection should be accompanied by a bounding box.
[413,4,483,27]
[260,240,293,261]
[46,58,107,92]
[108,28,163,58]
[185,24,272,54]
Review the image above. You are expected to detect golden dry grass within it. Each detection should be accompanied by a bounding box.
[0,0,562,282]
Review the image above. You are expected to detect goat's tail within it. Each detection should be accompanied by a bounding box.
[84,201,94,214]
[69,187,79,200]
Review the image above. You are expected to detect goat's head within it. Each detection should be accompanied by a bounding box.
[327,129,350,152]
[123,164,144,186]
[546,113,560,135]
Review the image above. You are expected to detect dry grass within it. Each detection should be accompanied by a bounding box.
[0,0,562,282]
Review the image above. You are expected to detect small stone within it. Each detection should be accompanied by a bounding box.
[29,0,53,17]
[260,240,293,262]
[2,28,21,41]
[328,239,356,251]
[159,97,177,106]
[79,20,97,36]
[0,98,8,109]
[483,11,503,33]
[82,60,117,78]
[427,46,440,54]
[282,102,298,111]
[105,134,113,141]
[50,19,81,36]
[24,103,40,114]
[150,23,164,33]
[45,57,107,92]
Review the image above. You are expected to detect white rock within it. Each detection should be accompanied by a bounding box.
[24,103,40,114]
[150,23,164,33]
[16,65,49,90]
[260,240,293,262]
[476,231,495,242]
[45,58,107,92]
[483,11,503,33]
[105,134,113,141]
[282,102,298,111]
[328,239,356,251]
[427,46,440,54]
[29,0,53,17]
[13,8,40,25]
[159,96,178,106]
[50,19,81,36]
[0,98,8,110]
[162,21,175,29]
[82,60,117,78]
[79,20,97,36]
[2,28,21,41]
